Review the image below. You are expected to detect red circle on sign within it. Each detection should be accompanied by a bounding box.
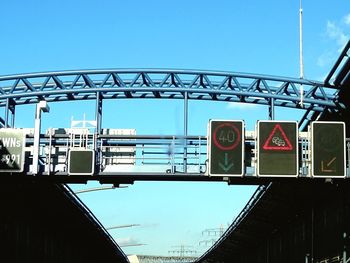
[213,123,241,151]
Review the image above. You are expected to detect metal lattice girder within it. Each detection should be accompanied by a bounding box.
[0,69,343,111]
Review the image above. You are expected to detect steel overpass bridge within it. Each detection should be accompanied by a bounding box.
[0,43,349,184]
[1,41,350,262]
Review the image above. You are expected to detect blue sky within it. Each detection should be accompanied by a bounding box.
[1,0,349,257]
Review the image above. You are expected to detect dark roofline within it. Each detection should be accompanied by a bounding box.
[60,184,129,262]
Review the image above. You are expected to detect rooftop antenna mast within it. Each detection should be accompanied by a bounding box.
[299,0,304,107]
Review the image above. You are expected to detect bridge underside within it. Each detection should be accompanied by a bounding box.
[198,180,350,263]
[0,179,128,263]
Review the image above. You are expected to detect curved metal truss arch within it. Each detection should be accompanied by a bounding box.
[0,69,342,111]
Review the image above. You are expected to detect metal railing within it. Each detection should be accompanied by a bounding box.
[22,131,350,178]
[35,134,208,176]
[99,135,207,174]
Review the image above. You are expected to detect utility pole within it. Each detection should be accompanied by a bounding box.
[199,224,226,246]
[299,0,305,107]
[169,244,197,261]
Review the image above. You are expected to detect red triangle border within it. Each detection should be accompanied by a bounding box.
[262,124,293,151]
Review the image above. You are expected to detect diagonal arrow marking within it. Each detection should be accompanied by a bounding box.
[321,157,337,173]
[327,157,336,167]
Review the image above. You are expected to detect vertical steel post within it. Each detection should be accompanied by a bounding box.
[171,136,175,174]
[198,136,201,173]
[95,92,103,172]
[5,98,9,128]
[11,105,15,128]
[183,92,188,173]
[5,98,15,128]
[47,128,52,175]
[95,92,103,135]
[268,98,275,120]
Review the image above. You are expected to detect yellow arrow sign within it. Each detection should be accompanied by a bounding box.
[321,157,336,173]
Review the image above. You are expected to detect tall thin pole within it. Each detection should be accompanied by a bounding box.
[299,0,304,107]
[33,105,41,174]
[268,98,275,120]
[183,92,188,173]
[299,0,304,79]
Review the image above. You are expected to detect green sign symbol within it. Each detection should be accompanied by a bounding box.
[218,153,234,172]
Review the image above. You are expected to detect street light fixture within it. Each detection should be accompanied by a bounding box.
[120,243,147,248]
[106,224,141,230]
[74,185,127,195]
[33,100,50,174]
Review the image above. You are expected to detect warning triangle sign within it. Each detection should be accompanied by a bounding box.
[263,124,293,151]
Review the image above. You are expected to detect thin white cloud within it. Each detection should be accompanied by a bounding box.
[115,237,140,246]
[344,13,350,25]
[326,21,349,50]
[317,14,350,69]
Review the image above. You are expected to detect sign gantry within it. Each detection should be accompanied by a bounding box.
[0,120,347,182]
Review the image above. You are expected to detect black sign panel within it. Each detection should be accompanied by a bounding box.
[0,129,25,172]
[208,120,244,176]
[257,121,298,177]
[68,149,95,175]
[311,121,346,177]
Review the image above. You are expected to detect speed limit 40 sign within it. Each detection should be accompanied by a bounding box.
[208,120,244,176]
